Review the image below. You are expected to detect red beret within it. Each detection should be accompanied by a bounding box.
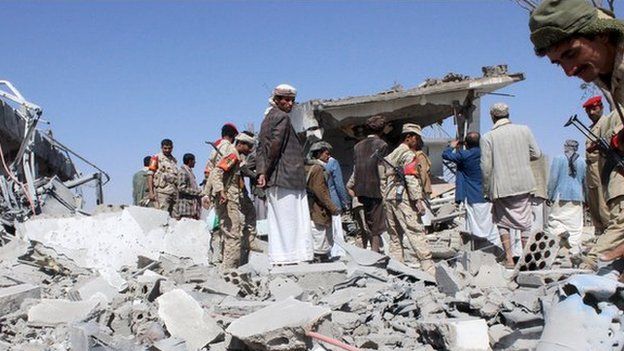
[583,96,603,108]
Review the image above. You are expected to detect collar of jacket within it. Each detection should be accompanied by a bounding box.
[594,39,624,92]
[492,118,512,130]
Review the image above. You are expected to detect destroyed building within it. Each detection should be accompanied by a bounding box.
[290,64,524,179]
[0,71,623,351]
[0,81,109,226]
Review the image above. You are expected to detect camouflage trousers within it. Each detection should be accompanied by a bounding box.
[156,192,177,217]
[215,195,256,269]
[588,195,624,262]
[385,199,432,264]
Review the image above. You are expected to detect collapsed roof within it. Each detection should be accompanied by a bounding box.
[290,64,524,140]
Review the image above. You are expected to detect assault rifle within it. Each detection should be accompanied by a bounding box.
[564,114,624,180]
[371,149,428,213]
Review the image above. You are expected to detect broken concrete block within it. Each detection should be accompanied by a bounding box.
[489,324,513,347]
[136,270,167,302]
[510,287,543,313]
[470,262,508,289]
[163,218,212,265]
[268,277,303,301]
[516,231,559,271]
[18,208,212,273]
[28,298,102,326]
[341,243,388,266]
[435,261,463,296]
[516,269,589,287]
[76,277,118,302]
[214,296,272,318]
[271,262,348,294]
[238,252,271,277]
[331,311,361,330]
[415,318,490,351]
[199,277,241,297]
[151,337,187,351]
[0,283,40,315]
[157,289,223,350]
[226,297,330,351]
[386,259,436,284]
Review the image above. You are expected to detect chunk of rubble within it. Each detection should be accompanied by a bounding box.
[415,318,490,351]
[226,297,330,351]
[386,259,436,283]
[271,262,348,294]
[17,207,211,272]
[268,276,304,301]
[27,298,102,326]
[341,243,388,266]
[0,283,40,315]
[435,261,463,296]
[156,289,223,350]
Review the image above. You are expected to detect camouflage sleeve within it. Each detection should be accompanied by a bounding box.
[212,167,226,196]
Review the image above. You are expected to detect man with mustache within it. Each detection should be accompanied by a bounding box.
[529,0,624,265]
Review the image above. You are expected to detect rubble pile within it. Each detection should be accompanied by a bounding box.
[0,207,621,351]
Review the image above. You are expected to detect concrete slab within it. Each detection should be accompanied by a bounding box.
[239,252,271,277]
[271,262,348,294]
[151,337,187,351]
[435,261,463,296]
[470,262,508,289]
[341,243,388,266]
[0,283,40,315]
[27,298,102,326]
[157,289,223,350]
[386,259,436,284]
[76,277,118,302]
[268,277,303,301]
[17,208,212,273]
[226,297,330,351]
[270,262,347,275]
[416,318,490,351]
[214,296,272,318]
[516,269,589,288]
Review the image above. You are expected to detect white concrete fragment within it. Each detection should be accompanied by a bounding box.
[17,207,212,272]
[28,298,102,326]
[226,297,330,350]
[416,318,490,351]
[76,276,118,302]
[0,283,41,315]
[157,289,223,350]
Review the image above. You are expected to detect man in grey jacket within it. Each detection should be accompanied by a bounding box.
[257,84,313,264]
[481,103,542,268]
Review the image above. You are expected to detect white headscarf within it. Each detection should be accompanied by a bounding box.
[265,83,297,117]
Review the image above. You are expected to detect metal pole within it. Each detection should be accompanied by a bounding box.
[95,173,104,205]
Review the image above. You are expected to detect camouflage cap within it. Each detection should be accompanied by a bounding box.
[309,140,333,152]
[529,0,624,55]
[490,103,509,118]
[401,123,422,136]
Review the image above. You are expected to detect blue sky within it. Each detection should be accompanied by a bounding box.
[3,1,622,206]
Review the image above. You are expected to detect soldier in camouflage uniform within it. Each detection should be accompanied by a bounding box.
[382,123,434,274]
[212,133,256,269]
[204,124,238,263]
[147,139,179,217]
